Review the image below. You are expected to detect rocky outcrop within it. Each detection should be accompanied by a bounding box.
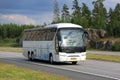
[86,28,116,50]
[96,40,115,50]
[86,28,106,40]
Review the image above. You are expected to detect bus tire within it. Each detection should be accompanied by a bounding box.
[49,55,54,64]
[28,52,31,61]
[31,52,34,61]
[72,61,77,65]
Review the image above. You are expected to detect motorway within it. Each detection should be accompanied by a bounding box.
[0,51,120,80]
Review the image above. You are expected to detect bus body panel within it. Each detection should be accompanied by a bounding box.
[22,23,86,63]
[23,41,56,61]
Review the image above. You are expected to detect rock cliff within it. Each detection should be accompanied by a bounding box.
[86,28,117,50]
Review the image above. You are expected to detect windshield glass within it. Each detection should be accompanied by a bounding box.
[58,28,85,47]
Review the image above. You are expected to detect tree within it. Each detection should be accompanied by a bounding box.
[53,0,60,23]
[106,8,114,36]
[1,24,7,38]
[111,3,120,37]
[71,0,81,25]
[61,4,70,23]
[81,3,91,28]
[92,0,107,29]
[0,23,36,39]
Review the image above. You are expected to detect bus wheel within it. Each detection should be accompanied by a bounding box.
[31,53,34,61]
[28,53,32,61]
[50,55,54,64]
[72,61,77,65]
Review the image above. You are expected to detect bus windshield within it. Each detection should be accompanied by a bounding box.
[58,28,86,53]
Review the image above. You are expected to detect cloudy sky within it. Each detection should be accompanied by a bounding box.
[0,0,120,25]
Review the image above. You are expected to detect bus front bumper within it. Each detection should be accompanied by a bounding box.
[58,52,86,62]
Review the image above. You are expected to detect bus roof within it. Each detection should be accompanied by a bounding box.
[24,23,83,32]
[45,23,83,29]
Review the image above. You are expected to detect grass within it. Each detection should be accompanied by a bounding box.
[0,62,70,80]
[87,53,120,63]
[0,38,20,47]
[0,42,19,47]
[0,47,23,53]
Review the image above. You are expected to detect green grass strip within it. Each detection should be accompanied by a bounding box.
[0,47,23,53]
[0,62,70,80]
[87,54,120,63]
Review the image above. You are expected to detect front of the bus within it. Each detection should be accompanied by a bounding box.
[56,25,86,64]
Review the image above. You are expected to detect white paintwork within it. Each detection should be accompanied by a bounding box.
[23,23,86,62]
[45,23,83,29]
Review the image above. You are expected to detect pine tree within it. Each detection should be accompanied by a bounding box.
[92,0,107,29]
[71,0,81,25]
[81,3,91,28]
[106,8,114,36]
[61,4,70,23]
[106,3,120,37]
[112,3,120,37]
[114,3,120,22]
[53,0,60,23]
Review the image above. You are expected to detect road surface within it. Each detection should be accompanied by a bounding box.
[0,51,120,80]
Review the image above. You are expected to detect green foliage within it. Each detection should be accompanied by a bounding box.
[0,38,19,47]
[91,0,107,29]
[106,3,120,37]
[113,42,120,51]
[81,3,91,28]
[57,0,120,37]
[0,23,38,47]
[71,0,81,25]
[61,4,71,23]
[0,23,36,39]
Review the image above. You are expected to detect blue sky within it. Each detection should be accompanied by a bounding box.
[0,0,120,25]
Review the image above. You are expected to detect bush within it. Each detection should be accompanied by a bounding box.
[113,41,120,51]
[0,38,20,47]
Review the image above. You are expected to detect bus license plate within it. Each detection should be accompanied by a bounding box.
[71,58,77,60]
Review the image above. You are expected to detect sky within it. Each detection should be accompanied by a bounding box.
[0,0,120,25]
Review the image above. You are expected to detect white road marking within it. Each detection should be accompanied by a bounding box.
[30,61,120,80]
[0,51,120,80]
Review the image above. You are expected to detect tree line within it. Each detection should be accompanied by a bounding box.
[53,0,120,37]
[0,0,120,40]
[0,23,37,39]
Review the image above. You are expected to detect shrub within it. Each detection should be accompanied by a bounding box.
[113,41,120,51]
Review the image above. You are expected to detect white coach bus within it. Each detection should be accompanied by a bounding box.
[23,23,87,64]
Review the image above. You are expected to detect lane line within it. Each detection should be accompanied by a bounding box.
[31,62,120,80]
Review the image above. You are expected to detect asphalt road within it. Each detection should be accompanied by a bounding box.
[0,51,120,80]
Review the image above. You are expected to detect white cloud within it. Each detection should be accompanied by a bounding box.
[107,0,120,3]
[0,14,36,25]
[0,12,53,25]
[30,12,53,25]
[104,0,120,10]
